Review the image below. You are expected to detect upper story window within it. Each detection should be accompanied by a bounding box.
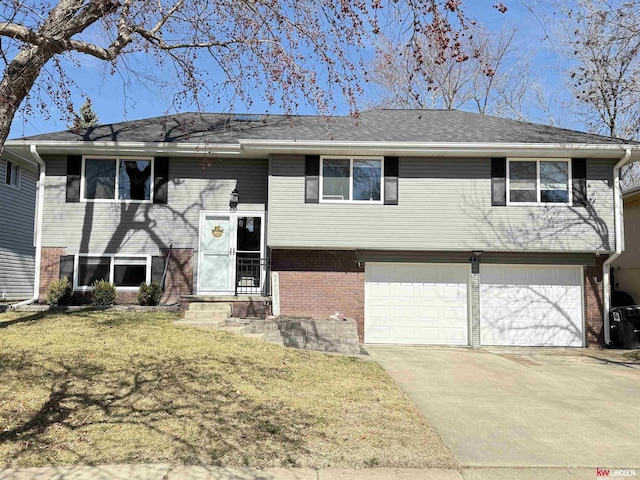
[320,156,383,202]
[508,159,570,205]
[82,157,153,202]
[5,160,20,188]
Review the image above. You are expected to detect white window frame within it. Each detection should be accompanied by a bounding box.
[506,158,572,206]
[73,254,152,291]
[4,160,20,188]
[80,156,154,203]
[319,156,384,204]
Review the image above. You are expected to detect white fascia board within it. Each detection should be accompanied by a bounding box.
[0,148,40,169]
[239,139,640,159]
[3,140,242,157]
[623,184,640,201]
[5,138,640,160]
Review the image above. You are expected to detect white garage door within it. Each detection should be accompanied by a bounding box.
[480,265,583,347]
[365,263,469,345]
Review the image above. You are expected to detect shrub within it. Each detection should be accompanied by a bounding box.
[45,277,73,306]
[138,282,162,306]
[92,279,116,306]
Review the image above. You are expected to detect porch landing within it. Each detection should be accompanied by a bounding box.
[181,295,271,302]
[180,295,272,319]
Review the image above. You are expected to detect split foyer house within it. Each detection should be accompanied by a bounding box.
[0,151,38,300]
[4,109,639,348]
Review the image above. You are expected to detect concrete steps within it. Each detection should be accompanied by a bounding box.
[173,301,267,340]
[219,325,247,334]
[173,318,226,330]
[174,302,232,329]
[219,321,267,341]
[175,301,269,342]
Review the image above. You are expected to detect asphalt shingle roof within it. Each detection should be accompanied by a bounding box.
[16,109,633,145]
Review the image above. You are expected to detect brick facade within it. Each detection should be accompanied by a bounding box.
[39,247,67,297]
[159,248,194,304]
[38,247,194,305]
[271,249,365,341]
[584,255,608,348]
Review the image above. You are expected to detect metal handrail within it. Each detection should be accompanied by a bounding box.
[235,256,269,295]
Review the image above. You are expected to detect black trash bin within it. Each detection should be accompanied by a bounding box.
[609,306,640,349]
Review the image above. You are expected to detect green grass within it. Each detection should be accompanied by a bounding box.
[0,311,456,469]
[623,349,640,361]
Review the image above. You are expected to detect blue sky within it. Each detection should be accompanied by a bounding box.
[8,1,564,139]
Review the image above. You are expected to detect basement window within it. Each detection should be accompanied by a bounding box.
[75,255,151,290]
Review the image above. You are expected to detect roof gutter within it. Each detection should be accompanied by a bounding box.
[239,139,639,156]
[4,140,241,156]
[602,147,633,345]
[12,145,46,308]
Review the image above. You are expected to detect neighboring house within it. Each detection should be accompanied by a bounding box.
[0,151,38,300]
[4,110,639,347]
[612,185,640,302]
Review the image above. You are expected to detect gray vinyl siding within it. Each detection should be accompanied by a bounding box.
[41,155,268,256]
[613,197,640,301]
[268,155,617,252]
[358,250,596,266]
[0,158,37,299]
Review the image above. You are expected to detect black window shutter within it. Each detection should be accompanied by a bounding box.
[66,155,82,203]
[5,160,12,184]
[572,158,587,207]
[305,155,320,204]
[491,157,507,206]
[151,256,166,286]
[384,156,399,205]
[59,255,75,285]
[154,157,169,204]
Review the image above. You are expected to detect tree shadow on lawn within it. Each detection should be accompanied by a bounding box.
[0,353,316,467]
[0,311,49,330]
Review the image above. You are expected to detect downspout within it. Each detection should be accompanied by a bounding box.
[602,147,632,345]
[12,145,46,308]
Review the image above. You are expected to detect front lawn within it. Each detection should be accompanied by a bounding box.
[0,311,456,469]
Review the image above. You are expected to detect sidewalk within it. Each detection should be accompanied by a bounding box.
[2,465,636,480]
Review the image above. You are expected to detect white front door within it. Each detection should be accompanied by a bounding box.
[199,213,235,294]
[198,211,265,295]
[365,263,470,345]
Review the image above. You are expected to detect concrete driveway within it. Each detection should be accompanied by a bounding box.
[367,346,640,468]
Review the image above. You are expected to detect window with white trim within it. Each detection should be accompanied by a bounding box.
[508,159,570,204]
[5,160,20,187]
[82,157,153,201]
[321,157,383,202]
[75,255,151,290]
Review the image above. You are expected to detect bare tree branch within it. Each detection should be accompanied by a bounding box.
[0,0,506,149]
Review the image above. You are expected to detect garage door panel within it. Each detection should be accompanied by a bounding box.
[391,326,417,339]
[417,305,440,319]
[442,327,467,343]
[480,265,583,347]
[366,326,391,342]
[416,285,439,299]
[393,305,416,319]
[368,304,391,318]
[365,263,469,345]
[416,327,441,342]
[443,306,467,320]
[391,284,415,296]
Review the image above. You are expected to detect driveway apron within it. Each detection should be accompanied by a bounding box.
[367,346,640,468]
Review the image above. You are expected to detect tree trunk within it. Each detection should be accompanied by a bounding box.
[0,45,55,148]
